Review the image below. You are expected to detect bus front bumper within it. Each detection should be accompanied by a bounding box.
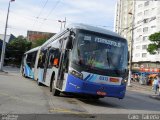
[65,74,126,99]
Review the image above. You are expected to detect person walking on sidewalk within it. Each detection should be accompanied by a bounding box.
[158,74,160,96]
[152,75,159,94]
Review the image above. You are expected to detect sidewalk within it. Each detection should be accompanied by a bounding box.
[127,81,152,92]
[127,81,160,100]
[3,66,20,73]
[0,66,20,75]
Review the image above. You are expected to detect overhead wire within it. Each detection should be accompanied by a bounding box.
[45,0,61,19]
[38,0,61,30]
[1,0,118,35]
[32,0,49,29]
[36,0,49,19]
[10,10,59,22]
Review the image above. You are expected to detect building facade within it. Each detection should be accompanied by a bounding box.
[114,0,160,73]
[114,0,134,50]
[27,31,55,42]
[133,1,160,72]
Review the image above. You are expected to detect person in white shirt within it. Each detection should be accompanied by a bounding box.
[152,75,159,94]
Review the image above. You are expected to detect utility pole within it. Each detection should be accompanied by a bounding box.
[0,0,15,71]
[58,18,66,31]
[58,20,62,31]
[127,11,135,86]
[64,17,66,28]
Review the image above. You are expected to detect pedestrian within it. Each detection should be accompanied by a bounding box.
[157,74,160,96]
[152,75,159,94]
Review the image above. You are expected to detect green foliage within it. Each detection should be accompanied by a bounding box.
[147,32,160,55]
[6,36,32,66]
[7,36,32,53]
[147,44,158,54]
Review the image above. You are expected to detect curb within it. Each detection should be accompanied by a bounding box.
[149,95,160,100]
[0,70,8,74]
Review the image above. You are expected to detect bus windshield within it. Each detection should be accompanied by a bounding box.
[72,31,128,71]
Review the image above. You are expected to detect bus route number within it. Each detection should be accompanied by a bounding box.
[99,76,108,81]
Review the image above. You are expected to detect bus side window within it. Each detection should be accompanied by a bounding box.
[31,51,37,68]
[38,50,46,68]
[38,53,43,68]
[26,53,32,67]
[48,49,54,68]
[50,49,60,68]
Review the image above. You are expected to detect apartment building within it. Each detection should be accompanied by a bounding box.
[133,1,160,72]
[114,0,160,73]
[114,0,134,50]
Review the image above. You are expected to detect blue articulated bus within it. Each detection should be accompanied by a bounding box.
[23,24,128,99]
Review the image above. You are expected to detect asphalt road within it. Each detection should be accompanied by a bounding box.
[0,67,160,120]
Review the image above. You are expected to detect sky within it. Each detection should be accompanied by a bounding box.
[0,0,117,37]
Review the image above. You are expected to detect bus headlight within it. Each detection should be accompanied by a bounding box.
[121,79,127,85]
[69,70,83,80]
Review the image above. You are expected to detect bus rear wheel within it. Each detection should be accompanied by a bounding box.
[52,88,60,96]
[37,80,42,86]
[51,75,60,96]
[22,69,26,78]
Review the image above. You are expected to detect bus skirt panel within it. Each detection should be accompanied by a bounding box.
[65,74,126,99]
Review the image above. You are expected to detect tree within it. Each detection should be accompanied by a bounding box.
[31,37,47,48]
[147,32,160,55]
[6,35,32,66]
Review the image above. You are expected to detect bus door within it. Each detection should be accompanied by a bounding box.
[37,49,48,83]
[56,38,69,89]
[26,53,36,78]
[42,48,57,85]
[42,48,50,82]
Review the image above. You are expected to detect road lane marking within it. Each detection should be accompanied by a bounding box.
[49,108,96,119]
[49,108,87,114]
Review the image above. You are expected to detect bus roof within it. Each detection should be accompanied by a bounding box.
[68,23,124,39]
[41,23,125,49]
[25,46,40,54]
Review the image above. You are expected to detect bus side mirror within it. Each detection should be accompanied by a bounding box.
[66,36,74,50]
[67,30,75,50]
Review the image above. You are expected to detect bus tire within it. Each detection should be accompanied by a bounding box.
[52,88,60,96]
[50,73,55,92]
[92,96,100,100]
[50,73,60,96]
[37,80,42,86]
[22,68,26,78]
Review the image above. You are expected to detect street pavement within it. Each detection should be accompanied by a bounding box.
[0,67,160,120]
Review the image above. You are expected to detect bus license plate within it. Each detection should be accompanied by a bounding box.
[97,91,106,96]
